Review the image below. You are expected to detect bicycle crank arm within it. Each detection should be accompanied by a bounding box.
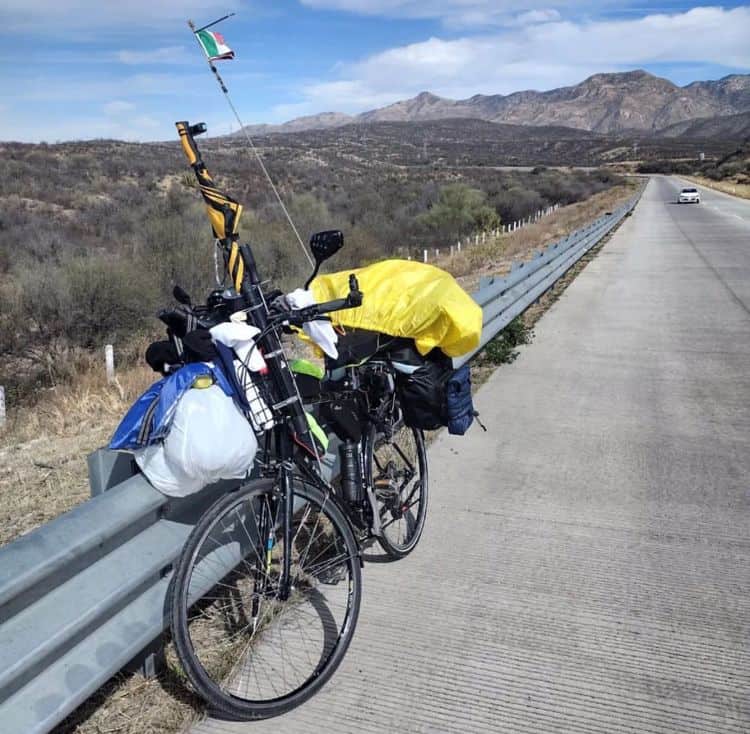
[365,484,383,537]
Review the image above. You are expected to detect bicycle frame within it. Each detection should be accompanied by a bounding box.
[176,120,359,600]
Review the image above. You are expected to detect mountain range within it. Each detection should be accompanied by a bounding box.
[241,70,750,138]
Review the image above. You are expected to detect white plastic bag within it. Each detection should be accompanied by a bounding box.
[135,384,257,497]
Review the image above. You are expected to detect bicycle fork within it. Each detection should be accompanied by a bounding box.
[279,457,295,601]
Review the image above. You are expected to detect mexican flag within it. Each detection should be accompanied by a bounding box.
[196,30,234,61]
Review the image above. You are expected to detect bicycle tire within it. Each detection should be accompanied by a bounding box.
[365,421,429,558]
[171,477,362,720]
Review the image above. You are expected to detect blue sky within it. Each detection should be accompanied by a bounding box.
[1,1,749,142]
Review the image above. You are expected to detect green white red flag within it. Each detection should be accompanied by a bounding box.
[196,30,234,61]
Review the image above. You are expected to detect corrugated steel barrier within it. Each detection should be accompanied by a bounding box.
[0,187,643,733]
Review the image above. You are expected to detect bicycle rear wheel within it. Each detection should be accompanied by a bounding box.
[171,478,362,720]
[365,420,429,558]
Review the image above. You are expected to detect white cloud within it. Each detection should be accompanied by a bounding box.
[116,46,191,65]
[512,9,562,26]
[284,6,750,117]
[299,0,603,27]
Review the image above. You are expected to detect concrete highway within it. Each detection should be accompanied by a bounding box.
[192,177,749,733]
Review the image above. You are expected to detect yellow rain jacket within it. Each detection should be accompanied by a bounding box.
[310,260,482,358]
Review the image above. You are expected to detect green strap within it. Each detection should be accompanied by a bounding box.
[305,412,329,452]
[290,358,325,380]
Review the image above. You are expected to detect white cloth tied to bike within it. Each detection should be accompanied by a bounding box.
[210,321,267,371]
[210,321,274,431]
[135,383,257,497]
[286,288,339,359]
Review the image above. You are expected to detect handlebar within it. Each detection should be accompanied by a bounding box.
[281,274,363,327]
[163,274,362,335]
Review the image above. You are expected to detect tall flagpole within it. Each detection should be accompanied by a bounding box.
[188,19,313,267]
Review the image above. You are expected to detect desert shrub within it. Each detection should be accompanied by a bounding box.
[0,280,23,353]
[717,161,744,178]
[418,184,499,244]
[636,159,694,175]
[478,316,534,365]
[17,255,158,348]
[141,204,217,299]
[242,215,311,291]
[491,186,544,224]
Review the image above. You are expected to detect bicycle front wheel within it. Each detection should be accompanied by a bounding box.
[365,420,429,558]
[171,478,362,720]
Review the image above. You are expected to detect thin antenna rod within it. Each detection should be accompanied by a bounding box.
[194,12,235,34]
[188,19,314,268]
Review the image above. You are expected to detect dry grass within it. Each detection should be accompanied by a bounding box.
[1,180,640,734]
[0,347,156,548]
[54,647,201,734]
[680,175,750,201]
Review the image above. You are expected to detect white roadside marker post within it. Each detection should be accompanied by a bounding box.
[105,345,115,384]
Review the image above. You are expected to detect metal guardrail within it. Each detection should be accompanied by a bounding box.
[0,188,643,734]
[454,190,643,368]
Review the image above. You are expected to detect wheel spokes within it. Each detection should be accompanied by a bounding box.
[183,489,356,705]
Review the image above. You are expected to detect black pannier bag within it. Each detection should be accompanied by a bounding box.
[396,357,452,431]
[392,346,476,435]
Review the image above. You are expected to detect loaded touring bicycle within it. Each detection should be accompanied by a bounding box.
[111,121,480,719]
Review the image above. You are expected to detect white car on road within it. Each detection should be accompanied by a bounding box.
[678,187,700,204]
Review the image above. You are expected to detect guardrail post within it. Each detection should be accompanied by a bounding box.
[423,249,428,263]
[105,345,115,384]
[126,639,166,679]
[457,241,462,253]
[0,386,5,430]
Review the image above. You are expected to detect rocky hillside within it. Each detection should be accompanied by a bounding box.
[656,110,750,139]
[240,70,750,136]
